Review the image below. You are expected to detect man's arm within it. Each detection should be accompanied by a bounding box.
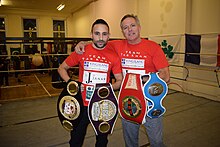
[74,41,91,54]
[158,67,170,83]
[58,61,71,82]
[111,73,123,90]
[74,40,117,54]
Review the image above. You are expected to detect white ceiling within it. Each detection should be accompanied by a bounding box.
[0,0,96,14]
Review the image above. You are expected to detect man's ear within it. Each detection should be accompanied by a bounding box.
[139,25,141,32]
[108,33,111,40]
[90,32,92,39]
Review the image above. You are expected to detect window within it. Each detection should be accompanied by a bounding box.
[0,17,6,55]
[53,20,65,38]
[23,18,38,54]
[0,17,5,35]
[23,19,37,39]
[53,20,66,53]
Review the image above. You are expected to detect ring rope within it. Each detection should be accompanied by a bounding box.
[168,82,185,92]
[0,67,79,73]
[0,80,66,89]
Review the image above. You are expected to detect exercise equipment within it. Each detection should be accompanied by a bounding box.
[32,53,43,66]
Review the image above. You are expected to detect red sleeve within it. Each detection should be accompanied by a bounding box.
[152,43,169,70]
[64,52,79,67]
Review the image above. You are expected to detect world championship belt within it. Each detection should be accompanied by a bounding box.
[88,83,118,135]
[57,80,84,131]
[118,73,147,124]
[143,72,168,118]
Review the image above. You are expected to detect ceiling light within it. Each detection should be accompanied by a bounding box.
[57,4,65,11]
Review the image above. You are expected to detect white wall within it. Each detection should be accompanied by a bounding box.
[190,0,220,33]
[1,0,219,38]
[69,4,94,38]
[70,0,187,37]
[136,0,150,36]
[147,0,186,35]
[37,16,53,37]
[0,9,68,37]
[70,0,137,38]
[5,14,23,37]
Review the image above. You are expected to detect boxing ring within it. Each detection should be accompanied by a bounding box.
[0,36,220,102]
[0,37,90,102]
[0,36,219,147]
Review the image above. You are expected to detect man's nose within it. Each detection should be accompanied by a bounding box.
[99,35,103,40]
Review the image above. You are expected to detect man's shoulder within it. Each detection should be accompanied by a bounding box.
[141,38,161,48]
[84,43,93,49]
[141,38,157,44]
[105,44,119,54]
[109,39,126,45]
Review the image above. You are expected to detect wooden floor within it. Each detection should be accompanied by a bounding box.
[0,72,63,102]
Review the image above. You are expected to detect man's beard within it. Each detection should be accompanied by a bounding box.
[94,40,107,49]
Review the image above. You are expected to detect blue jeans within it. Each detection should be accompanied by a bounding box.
[122,116,164,147]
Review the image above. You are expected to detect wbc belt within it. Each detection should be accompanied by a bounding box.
[88,83,118,135]
[118,73,147,124]
[143,72,168,118]
[57,80,84,131]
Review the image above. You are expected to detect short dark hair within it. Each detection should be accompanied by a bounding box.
[120,14,140,29]
[91,19,109,32]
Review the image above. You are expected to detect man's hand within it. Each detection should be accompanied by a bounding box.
[75,41,87,54]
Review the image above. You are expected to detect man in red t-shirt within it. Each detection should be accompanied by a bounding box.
[58,19,122,147]
[75,14,170,147]
[109,39,169,77]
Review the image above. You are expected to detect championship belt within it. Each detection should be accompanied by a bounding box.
[57,80,84,131]
[88,83,118,135]
[118,73,147,124]
[143,72,168,118]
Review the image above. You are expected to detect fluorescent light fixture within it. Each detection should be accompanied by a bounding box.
[57,4,65,11]
[0,0,2,6]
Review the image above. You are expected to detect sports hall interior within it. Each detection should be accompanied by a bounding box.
[0,0,220,147]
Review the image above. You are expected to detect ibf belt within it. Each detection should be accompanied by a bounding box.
[118,73,147,124]
[143,72,168,118]
[57,80,84,131]
[88,83,118,135]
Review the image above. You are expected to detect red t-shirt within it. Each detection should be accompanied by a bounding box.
[109,39,169,76]
[65,44,122,106]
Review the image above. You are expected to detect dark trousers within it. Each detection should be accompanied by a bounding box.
[69,107,108,147]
